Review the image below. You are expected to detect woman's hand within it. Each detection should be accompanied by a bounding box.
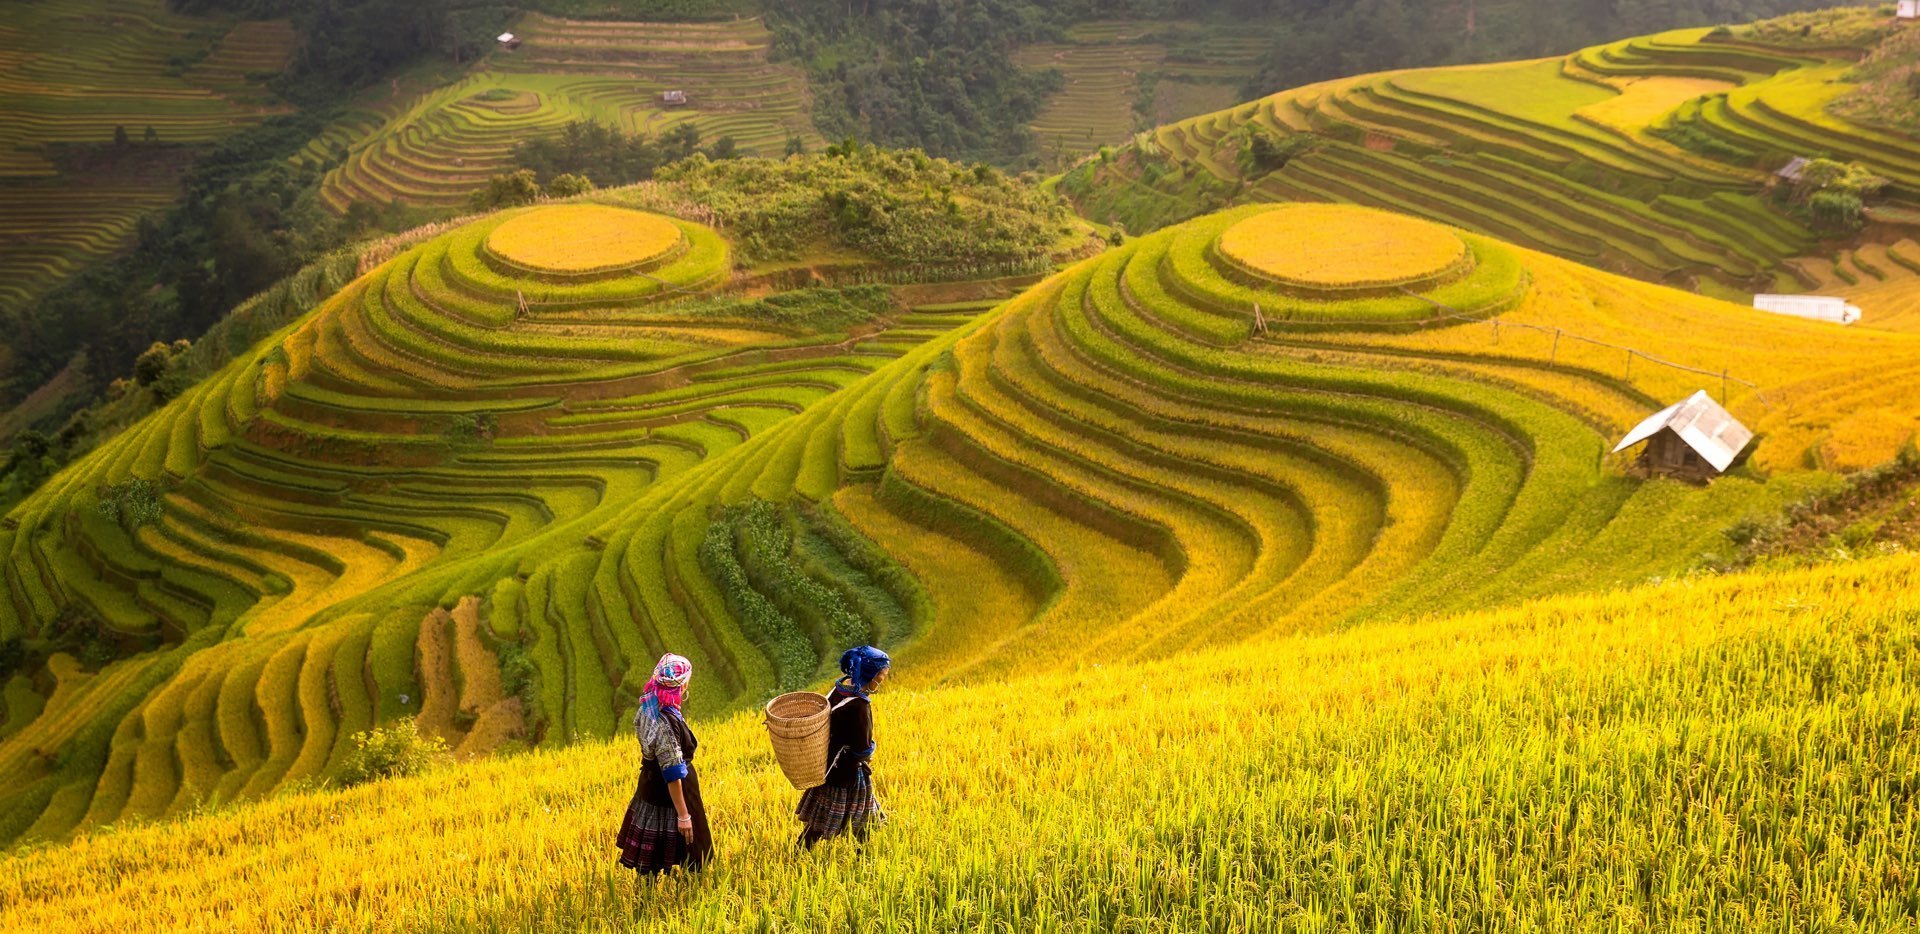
[676,813,694,844]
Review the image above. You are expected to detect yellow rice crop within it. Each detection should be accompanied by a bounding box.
[483,204,682,273]
[1,552,1914,931]
[1215,203,1466,288]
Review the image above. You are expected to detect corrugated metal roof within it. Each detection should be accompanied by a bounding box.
[1776,156,1811,181]
[1611,390,1754,473]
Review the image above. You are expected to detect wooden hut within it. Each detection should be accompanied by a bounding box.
[497,32,521,52]
[1612,391,1753,480]
[661,90,688,106]
[1773,156,1810,185]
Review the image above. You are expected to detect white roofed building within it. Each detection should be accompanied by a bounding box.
[1900,0,1918,20]
[1753,293,1861,325]
[1612,391,1754,480]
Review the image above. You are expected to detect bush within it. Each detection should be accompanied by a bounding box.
[469,169,541,211]
[545,173,594,198]
[95,477,166,531]
[338,720,450,787]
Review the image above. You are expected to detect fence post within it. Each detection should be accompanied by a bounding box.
[1625,349,1633,381]
[1549,329,1560,365]
[1721,368,1729,403]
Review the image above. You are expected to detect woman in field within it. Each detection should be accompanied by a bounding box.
[616,653,712,875]
[797,645,892,848]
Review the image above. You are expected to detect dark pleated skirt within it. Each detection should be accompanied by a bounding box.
[616,766,711,874]
[796,770,885,840]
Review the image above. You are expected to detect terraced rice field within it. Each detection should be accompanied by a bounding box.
[4,204,1919,929]
[2,549,1914,929]
[9,193,1920,847]
[0,199,996,843]
[1063,22,1920,290]
[1015,21,1266,167]
[312,15,822,213]
[0,0,294,311]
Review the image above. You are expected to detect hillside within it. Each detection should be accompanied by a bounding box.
[1059,7,1920,293]
[0,550,1913,929]
[0,0,293,317]
[308,14,822,214]
[0,150,1089,845]
[1012,20,1269,169]
[9,187,1920,848]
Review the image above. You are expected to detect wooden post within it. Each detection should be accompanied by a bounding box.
[1252,302,1268,336]
[1548,328,1560,365]
[1625,349,1633,381]
[1721,368,1729,403]
[1491,318,1500,343]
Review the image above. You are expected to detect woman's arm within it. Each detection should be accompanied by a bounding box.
[667,780,693,843]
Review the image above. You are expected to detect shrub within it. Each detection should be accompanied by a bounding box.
[470,170,541,211]
[338,720,450,787]
[545,173,594,198]
[95,478,166,531]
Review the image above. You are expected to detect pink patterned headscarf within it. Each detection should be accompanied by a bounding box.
[640,653,692,719]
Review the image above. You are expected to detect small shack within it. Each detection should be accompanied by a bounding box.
[1612,390,1753,480]
[1900,0,1918,20]
[497,32,521,51]
[1774,156,1810,185]
[1752,293,1861,325]
[661,90,688,106]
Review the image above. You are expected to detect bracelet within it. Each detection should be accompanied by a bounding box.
[676,814,693,825]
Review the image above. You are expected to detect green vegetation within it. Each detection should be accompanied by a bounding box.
[0,154,1083,843]
[336,720,450,787]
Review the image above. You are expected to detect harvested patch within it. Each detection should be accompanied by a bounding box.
[485,205,683,275]
[1215,203,1468,291]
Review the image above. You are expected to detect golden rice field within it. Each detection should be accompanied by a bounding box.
[1060,13,1920,292]
[1215,203,1467,288]
[483,204,685,274]
[9,197,1920,858]
[0,550,1913,931]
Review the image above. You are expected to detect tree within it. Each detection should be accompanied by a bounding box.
[113,125,129,147]
[143,126,158,144]
[133,342,173,386]
[469,169,541,211]
[545,173,593,198]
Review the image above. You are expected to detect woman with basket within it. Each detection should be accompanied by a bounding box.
[616,653,712,875]
[797,645,892,848]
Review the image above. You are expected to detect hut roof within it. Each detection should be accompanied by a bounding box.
[1776,156,1811,181]
[497,32,517,43]
[1612,390,1753,473]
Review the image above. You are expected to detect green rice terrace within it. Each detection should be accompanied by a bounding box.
[8,163,1920,846]
[0,149,1098,844]
[1060,6,1920,293]
[0,0,294,313]
[1014,20,1268,169]
[307,14,822,214]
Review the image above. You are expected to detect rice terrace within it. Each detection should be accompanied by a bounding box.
[0,1,1917,931]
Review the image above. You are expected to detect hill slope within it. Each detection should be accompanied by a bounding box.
[0,0,293,317]
[1060,8,1920,292]
[0,550,1913,930]
[309,14,822,214]
[0,151,1084,845]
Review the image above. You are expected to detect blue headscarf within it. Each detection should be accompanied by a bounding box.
[837,645,891,695]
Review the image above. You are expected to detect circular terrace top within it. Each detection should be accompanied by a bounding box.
[1216,204,1468,291]
[486,205,683,274]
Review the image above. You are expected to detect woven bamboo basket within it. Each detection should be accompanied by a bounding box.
[764,692,833,790]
